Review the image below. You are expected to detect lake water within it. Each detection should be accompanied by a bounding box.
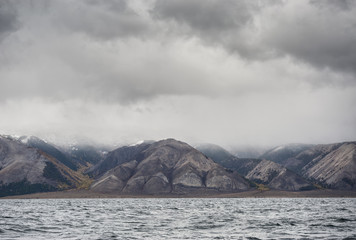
[0,198,355,239]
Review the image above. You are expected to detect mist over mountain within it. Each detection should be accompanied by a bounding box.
[259,144,315,166]
[228,145,270,159]
[18,136,78,171]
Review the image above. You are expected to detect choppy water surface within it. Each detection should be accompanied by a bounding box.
[0,198,355,239]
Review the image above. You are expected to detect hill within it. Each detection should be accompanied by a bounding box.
[261,142,356,189]
[0,135,89,196]
[197,143,314,191]
[89,139,251,194]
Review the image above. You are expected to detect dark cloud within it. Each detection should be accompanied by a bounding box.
[263,0,356,78]
[153,0,356,78]
[5,0,150,41]
[153,0,253,32]
[152,0,266,59]
[310,0,354,11]
[57,0,150,39]
[0,1,18,39]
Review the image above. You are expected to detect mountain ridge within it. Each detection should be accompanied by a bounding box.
[261,141,356,190]
[197,143,314,191]
[0,135,91,197]
[0,134,355,197]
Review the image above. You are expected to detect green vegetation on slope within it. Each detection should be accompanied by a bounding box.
[0,179,56,197]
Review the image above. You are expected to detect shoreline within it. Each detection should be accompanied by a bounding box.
[1,189,356,199]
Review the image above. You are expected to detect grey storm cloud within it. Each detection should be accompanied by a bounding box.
[152,0,264,59]
[0,1,18,39]
[310,0,354,11]
[0,0,355,146]
[0,0,355,104]
[0,0,353,104]
[56,0,151,40]
[153,0,356,78]
[153,0,253,32]
[263,0,356,76]
[0,0,229,103]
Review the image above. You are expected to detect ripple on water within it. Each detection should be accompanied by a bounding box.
[0,198,355,239]
[343,235,356,240]
[335,217,355,223]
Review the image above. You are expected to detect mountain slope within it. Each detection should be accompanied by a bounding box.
[197,143,313,191]
[19,136,78,170]
[246,159,313,191]
[276,143,343,174]
[261,142,356,190]
[88,141,153,177]
[300,142,356,189]
[260,143,314,166]
[0,135,88,196]
[90,139,251,194]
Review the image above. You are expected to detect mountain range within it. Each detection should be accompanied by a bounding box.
[261,142,356,189]
[196,144,314,191]
[0,134,355,197]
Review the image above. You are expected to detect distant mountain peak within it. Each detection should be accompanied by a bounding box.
[129,139,155,147]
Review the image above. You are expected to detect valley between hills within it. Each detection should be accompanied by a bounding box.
[1,135,355,198]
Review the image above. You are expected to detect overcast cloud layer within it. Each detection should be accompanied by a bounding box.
[0,0,355,148]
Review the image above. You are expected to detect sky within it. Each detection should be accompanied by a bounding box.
[0,0,355,148]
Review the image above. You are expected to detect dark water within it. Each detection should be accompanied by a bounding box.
[0,198,355,239]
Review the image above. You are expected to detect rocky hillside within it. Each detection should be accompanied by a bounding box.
[89,139,251,194]
[0,135,90,196]
[19,136,78,170]
[300,142,356,189]
[262,142,356,189]
[197,143,313,191]
[88,140,153,177]
[18,136,108,170]
[245,159,313,191]
[1,133,354,197]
